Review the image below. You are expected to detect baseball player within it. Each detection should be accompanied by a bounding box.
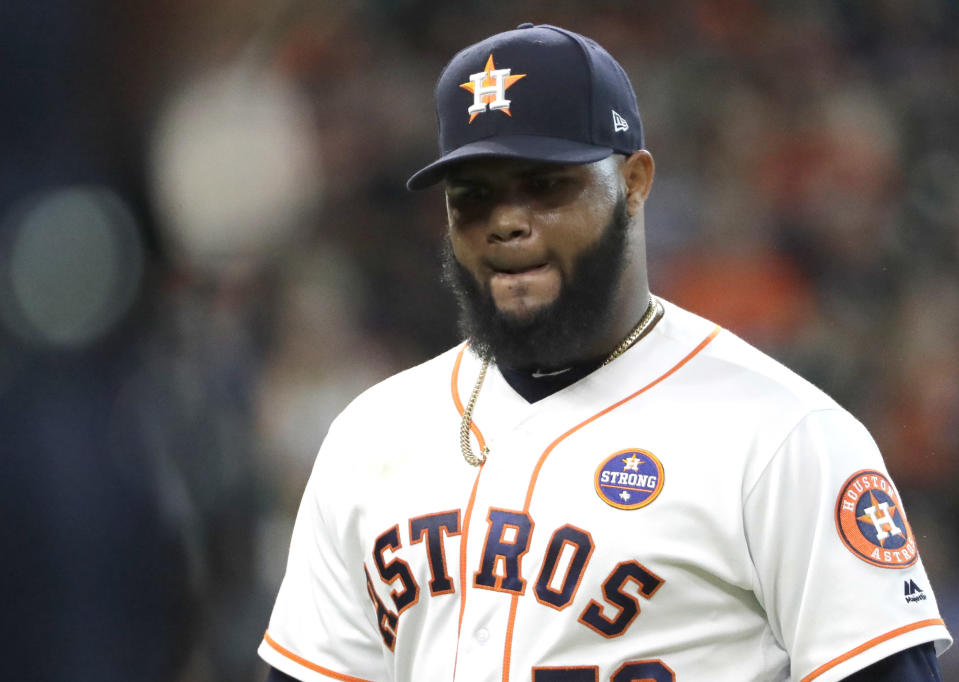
[259,24,952,681]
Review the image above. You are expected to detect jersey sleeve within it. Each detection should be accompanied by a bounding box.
[743,408,952,682]
[258,419,390,682]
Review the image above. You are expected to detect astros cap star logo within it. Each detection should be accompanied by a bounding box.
[460,54,526,123]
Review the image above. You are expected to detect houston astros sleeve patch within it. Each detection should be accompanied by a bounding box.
[835,469,918,569]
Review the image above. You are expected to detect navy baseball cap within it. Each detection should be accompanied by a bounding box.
[407,23,644,190]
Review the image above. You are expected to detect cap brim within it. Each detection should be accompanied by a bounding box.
[406,135,614,190]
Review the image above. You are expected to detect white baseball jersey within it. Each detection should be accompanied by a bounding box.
[259,299,952,682]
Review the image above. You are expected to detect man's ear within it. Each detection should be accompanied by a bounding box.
[622,150,654,215]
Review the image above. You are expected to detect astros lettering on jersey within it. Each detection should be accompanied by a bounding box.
[259,301,951,682]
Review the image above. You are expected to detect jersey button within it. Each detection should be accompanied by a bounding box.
[475,627,490,644]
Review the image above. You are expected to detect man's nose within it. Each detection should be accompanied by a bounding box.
[487,201,531,243]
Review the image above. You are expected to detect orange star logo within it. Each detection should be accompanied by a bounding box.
[460,54,526,123]
[857,491,900,547]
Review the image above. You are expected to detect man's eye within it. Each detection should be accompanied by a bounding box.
[448,186,489,205]
[527,176,567,194]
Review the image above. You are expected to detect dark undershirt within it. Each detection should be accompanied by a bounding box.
[265,642,941,681]
[497,298,663,403]
[499,358,604,403]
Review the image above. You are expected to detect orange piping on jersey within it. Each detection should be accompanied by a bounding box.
[502,594,521,681]
[451,344,487,450]
[452,464,483,680]
[450,347,486,682]
[262,631,374,682]
[450,342,489,671]
[800,618,946,682]
[501,325,722,681]
[451,344,468,413]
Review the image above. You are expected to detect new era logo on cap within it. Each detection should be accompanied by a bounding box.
[612,110,629,132]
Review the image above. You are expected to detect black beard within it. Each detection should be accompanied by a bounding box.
[441,197,631,370]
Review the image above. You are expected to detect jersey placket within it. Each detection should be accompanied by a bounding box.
[453,416,548,681]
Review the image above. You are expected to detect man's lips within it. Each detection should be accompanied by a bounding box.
[489,263,556,292]
[492,262,549,275]
[486,260,561,314]
[486,253,550,274]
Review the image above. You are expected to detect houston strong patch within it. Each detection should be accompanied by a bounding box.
[835,470,917,568]
[595,449,664,510]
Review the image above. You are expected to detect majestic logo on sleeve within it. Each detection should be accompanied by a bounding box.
[460,54,526,123]
[835,470,918,569]
[595,449,664,510]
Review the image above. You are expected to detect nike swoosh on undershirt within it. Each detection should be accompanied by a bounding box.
[530,367,573,378]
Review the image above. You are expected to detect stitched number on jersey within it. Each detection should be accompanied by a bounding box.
[532,660,674,681]
[578,560,665,637]
[611,660,674,681]
[474,508,534,594]
[533,668,598,681]
[534,525,595,609]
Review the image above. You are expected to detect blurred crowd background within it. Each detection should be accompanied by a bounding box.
[1,0,956,680]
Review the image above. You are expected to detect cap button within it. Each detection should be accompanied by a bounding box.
[516,22,535,29]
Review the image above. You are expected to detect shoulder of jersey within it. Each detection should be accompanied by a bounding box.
[335,344,465,423]
[310,345,465,492]
[657,298,840,415]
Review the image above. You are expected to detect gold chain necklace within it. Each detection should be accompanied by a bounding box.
[459,296,660,467]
